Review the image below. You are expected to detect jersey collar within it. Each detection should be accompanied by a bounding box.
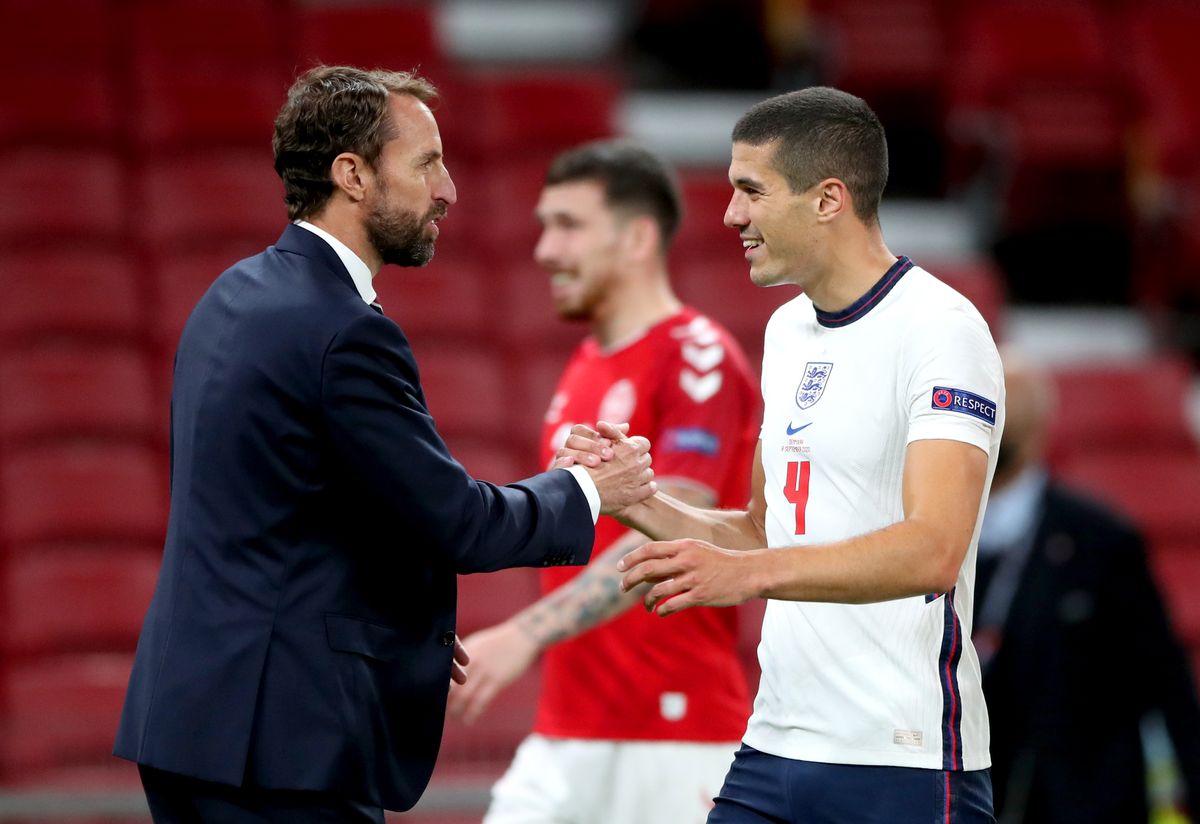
[814,256,913,329]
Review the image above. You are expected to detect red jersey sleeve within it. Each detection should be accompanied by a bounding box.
[651,316,759,507]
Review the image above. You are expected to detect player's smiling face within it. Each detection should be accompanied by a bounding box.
[534,179,623,320]
[725,140,817,288]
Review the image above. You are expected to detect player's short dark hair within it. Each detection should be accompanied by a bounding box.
[273,65,438,221]
[732,86,888,224]
[544,139,682,251]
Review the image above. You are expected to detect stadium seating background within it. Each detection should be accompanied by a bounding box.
[1,0,1198,820]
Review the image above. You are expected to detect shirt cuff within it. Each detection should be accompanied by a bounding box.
[561,465,600,524]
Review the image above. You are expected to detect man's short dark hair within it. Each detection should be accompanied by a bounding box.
[732,87,888,224]
[272,65,437,221]
[544,139,682,250]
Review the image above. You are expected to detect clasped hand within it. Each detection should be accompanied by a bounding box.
[551,421,656,515]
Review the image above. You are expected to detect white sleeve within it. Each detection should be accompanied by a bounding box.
[561,465,601,523]
[904,306,1004,454]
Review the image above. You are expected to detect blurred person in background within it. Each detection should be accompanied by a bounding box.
[611,86,1003,823]
[113,66,655,823]
[976,351,1200,823]
[447,139,760,824]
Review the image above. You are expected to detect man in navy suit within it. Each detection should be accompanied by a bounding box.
[114,65,657,822]
[976,353,1200,822]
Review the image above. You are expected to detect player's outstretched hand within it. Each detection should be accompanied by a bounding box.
[617,539,759,616]
[450,634,470,686]
[550,422,629,469]
[446,622,538,725]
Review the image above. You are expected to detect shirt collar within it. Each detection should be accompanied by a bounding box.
[978,465,1048,556]
[814,256,912,328]
[293,220,377,306]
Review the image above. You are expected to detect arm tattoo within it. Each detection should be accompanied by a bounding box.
[515,531,650,649]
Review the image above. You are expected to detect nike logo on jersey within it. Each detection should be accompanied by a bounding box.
[786,422,812,435]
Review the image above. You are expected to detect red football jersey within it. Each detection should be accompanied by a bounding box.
[535,308,759,741]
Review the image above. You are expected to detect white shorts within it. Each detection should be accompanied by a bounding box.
[483,734,740,824]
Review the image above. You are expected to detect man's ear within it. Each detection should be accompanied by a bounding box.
[814,177,849,223]
[330,152,371,204]
[620,214,662,262]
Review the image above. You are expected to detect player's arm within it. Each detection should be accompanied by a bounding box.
[618,438,988,615]
[565,424,769,551]
[446,479,714,724]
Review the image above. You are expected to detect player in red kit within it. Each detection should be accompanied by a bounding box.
[448,140,759,824]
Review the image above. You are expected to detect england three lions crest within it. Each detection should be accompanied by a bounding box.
[795,362,833,409]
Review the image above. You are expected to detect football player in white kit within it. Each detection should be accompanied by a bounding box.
[573,87,1004,823]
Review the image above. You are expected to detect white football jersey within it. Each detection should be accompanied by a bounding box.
[745,258,1004,772]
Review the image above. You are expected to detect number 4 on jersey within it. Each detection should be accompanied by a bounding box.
[784,460,811,535]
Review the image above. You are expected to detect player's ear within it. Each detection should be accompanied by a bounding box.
[814,177,849,223]
[621,214,661,261]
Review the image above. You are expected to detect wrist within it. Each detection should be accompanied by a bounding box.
[742,548,773,601]
[511,614,550,654]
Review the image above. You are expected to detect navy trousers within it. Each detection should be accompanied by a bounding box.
[138,765,384,824]
[708,745,995,824]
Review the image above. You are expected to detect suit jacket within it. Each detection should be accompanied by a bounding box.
[114,225,594,811]
[981,482,1200,823]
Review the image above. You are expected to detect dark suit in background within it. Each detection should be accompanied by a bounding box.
[114,224,594,812]
[977,476,1200,823]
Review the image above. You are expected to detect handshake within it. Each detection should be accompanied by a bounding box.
[552,421,656,515]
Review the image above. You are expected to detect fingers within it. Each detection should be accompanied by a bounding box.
[450,660,468,686]
[455,677,500,725]
[596,420,630,439]
[556,427,616,468]
[454,635,470,666]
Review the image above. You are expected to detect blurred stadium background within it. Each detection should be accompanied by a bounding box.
[1,0,1199,820]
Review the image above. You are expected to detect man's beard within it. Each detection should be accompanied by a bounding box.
[365,200,445,267]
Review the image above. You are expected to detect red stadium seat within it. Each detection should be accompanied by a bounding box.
[129,0,289,149]
[1150,546,1200,647]
[1124,3,1200,180]
[443,69,619,161]
[0,69,118,146]
[945,1,1127,232]
[0,345,158,447]
[0,149,124,241]
[1047,356,1195,462]
[456,568,542,636]
[2,544,159,656]
[472,154,559,261]
[671,252,786,362]
[374,250,492,346]
[814,0,945,99]
[1056,453,1200,546]
[149,244,265,355]
[136,152,282,248]
[0,442,166,546]
[673,170,737,261]
[0,0,115,68]
[0,248,143,344]
[295,4,445,77]
[0,653,133,776]
[492,255,588,355]
[407,345,508,440]
[442,437,536,489]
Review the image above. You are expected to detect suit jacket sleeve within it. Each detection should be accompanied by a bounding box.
[321,310,593,573]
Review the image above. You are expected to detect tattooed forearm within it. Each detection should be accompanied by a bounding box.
[515,531,650,649]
